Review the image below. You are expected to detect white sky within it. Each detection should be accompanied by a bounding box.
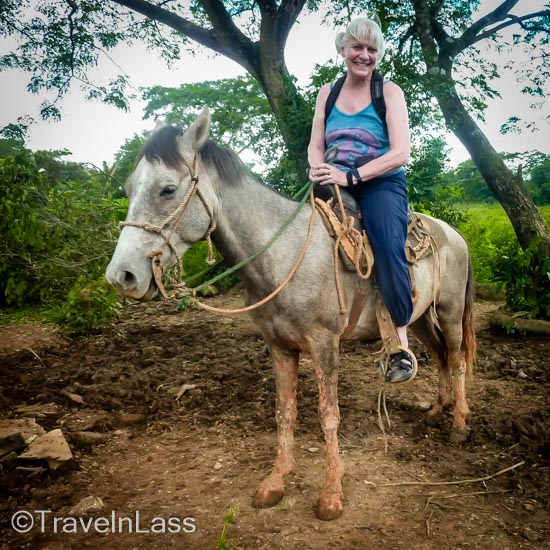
[0,2,548,170]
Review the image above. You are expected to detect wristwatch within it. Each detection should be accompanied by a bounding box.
[351,168,363,186]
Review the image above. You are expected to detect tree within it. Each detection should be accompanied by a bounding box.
[1,1,549,250]
[527,154,550,204]
[141,74,283,171]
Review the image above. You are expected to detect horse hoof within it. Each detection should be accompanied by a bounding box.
[449,430,468,444]
[424,410,441,426]
[253,488,284,508]
[317,492,344,521]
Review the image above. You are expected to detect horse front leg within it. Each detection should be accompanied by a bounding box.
[311,337,344,521]
[253,345,299,508]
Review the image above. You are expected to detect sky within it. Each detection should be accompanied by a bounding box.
[0,2,548,170]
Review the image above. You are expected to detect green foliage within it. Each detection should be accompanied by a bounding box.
[182,242,240,292]
[0,141,127,314]
[458,204,518,284]
[0,153,50,306]
[50,278,122,334]
[493,239,550,320]
[141,75,284,173]
[407,137,467,226]
[526,154,550,205]
[452,159,496,203]
[113,133,146,187]
[216,504,241,550]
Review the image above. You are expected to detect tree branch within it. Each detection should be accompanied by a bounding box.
[461,0,520,42]
[276,0,307,49]
[465,11,550,47]
[110,0,259,74]
[440,0,549,59]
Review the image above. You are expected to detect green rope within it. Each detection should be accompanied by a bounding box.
[189,181,314,295]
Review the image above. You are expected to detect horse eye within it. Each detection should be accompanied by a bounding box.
[160,184,177,197]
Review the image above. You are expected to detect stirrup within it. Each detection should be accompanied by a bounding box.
[384,347,418,384]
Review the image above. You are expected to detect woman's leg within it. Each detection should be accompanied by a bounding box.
[352,175,416,383]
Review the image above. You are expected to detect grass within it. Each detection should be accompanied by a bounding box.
[456,203,550,284]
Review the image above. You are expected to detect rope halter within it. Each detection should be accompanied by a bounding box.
[119,155,216,299]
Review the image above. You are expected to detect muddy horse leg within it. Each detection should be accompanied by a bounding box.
[309,336,344,521]
[437,304,471,442]
[253,345,299,508]
[448,349,469,443]
[410,315,453,423]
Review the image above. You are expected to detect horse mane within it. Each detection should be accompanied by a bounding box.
[138,125,247,185]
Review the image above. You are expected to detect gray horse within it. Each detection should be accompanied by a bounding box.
[106,108,475,521]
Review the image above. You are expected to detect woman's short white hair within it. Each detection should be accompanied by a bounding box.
[335,16,385,61]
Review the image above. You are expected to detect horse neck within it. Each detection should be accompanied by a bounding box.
[210,174,309,283]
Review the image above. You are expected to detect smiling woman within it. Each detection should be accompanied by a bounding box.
[307,15,416,384]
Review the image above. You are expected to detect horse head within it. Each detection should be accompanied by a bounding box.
[106,108,215,300]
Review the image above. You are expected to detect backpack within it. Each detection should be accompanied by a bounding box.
[324,69,386,127]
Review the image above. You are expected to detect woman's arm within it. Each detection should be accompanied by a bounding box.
[307,84,348,186]
[307,84,330,168]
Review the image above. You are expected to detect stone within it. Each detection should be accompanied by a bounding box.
[198,284,219,296]
[118,413,147,427]
[61,390,84,405]
[61,410,111,432]
[70,496,104,516]
[142,345,164,356]
[73,432,108,448]
[0,418,46,456]
[14,403,60,418]
[18,429,74,471]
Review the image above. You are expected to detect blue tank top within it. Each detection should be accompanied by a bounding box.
[325,86,404,175]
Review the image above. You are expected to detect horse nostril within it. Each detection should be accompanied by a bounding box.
[118,270,137,290]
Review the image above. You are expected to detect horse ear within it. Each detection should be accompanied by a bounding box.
[181,107,211,152]
[152,119,167,133]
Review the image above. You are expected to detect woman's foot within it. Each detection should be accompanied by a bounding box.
[385,348,418,383]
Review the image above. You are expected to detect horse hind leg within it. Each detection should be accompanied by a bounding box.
[447,349,470,444]
[410,312,453,423]
[436,302,472,443]
[253,344,299,509]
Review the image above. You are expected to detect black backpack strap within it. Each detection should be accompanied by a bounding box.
[324,70,387,127]
[371,69,386,125]
[324,74,347,126]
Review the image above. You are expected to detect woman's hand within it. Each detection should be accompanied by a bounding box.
[309,163,348,186]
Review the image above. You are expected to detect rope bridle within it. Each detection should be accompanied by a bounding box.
[119,155,217,299]
[118,155,317,313]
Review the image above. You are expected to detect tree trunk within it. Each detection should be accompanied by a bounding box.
[411,0,550,254]
[434,77,550,253]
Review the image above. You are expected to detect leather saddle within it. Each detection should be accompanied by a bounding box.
[312,185,436,274]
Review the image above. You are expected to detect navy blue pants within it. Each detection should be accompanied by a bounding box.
[349,170,413,327]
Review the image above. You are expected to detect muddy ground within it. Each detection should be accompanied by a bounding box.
[0,291,549,549]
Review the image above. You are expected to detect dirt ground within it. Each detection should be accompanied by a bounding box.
[0,291,549,550]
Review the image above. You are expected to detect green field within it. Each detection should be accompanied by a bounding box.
[457,203,550,284]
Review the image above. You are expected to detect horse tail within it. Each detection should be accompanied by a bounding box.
[462,254,476,378]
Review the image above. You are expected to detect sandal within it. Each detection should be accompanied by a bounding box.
[385,348,418,384]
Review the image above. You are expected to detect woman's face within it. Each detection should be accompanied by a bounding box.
[341,36,379,77]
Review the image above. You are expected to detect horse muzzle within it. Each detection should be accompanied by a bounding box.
[105,261,158,301]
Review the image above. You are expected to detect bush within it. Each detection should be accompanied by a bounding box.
[50,278,122,334]
[182,241,240,292]
[0,153,127,309]
[493,239,550,320]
